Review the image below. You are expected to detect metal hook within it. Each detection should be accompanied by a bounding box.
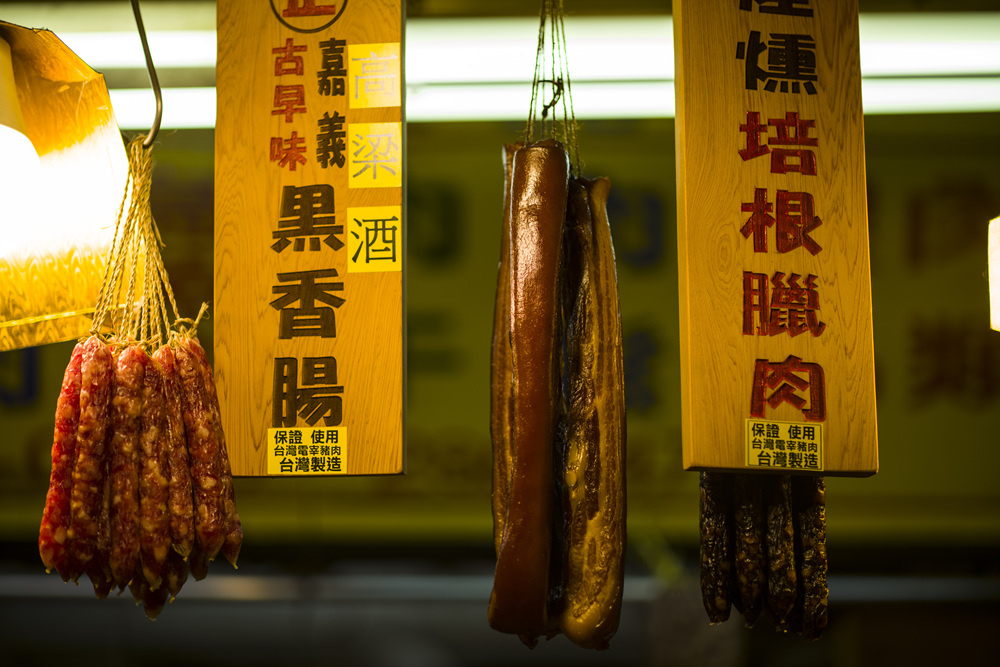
[130,0,161,148]
[539,77,563,120]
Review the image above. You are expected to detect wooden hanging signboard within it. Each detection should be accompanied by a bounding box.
[215,0,404,477]
[674,0,877,476]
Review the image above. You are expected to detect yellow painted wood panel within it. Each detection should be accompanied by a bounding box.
[215,0,404,476]
[674,0,877,475]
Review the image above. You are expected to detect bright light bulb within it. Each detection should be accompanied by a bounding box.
[0,35,42,260]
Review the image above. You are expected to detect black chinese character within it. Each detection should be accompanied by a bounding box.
[317,112,347,169]
[270,268,345,338]
[273,357,345,428]
[739,0,813,17]
[737,30,818,94]
[318,37,347,96]
[273,184,344,253]
[351,214,399,264]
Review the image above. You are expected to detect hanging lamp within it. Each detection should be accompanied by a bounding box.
[0,20,129,351]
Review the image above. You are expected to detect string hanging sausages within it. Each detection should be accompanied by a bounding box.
[38,136,241,619]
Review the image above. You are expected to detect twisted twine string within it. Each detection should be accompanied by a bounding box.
[89,136,198,350]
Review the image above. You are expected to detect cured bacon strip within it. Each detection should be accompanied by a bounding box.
[556,176,627,649]
[488,138,569,644]
[153,345,194,558]
[184,337,243,567]
[39,341,84,581]
[68,336,115,578]
[109,345,148,588]
[176,342,225,561]
[490,142,522,556]
[699,471,734,624]
[139,358,171,590]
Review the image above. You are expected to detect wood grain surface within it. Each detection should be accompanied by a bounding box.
[674,0,877,475]
[215,0,404,476]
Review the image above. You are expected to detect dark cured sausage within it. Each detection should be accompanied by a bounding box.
[68,336,115,579]
[765,475,797,628]
[139,357,171,590]
[153,345,194,558]
[793,475,828,639]
[109,345,148,588]
[699,471,734,624]
[184,337,242,567]
[556,176,626,649]
[175,342,225,561]
[488,138,569,644]
[39,341,84,582]
[732,475,765,625]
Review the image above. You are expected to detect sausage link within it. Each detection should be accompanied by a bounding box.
[793,475,828,639]
[39,341,84,581]
[68,336,115,578]
[733,474,765,626]
[86,473,115,598]
[765,474,798,629]
[184,337,243,567]
[175,342,226,561]
[699,471,734,624]
[108,345,148,588]
[556,176,626,649]
[139,357,171,590]
[489,138,569,644]
[153,345,195,558]
[163,547,189,600]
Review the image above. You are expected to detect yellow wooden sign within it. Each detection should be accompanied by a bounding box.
[674,0,877,476]
[215,0,404,476]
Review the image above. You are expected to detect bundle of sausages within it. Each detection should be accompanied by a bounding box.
[489,138,627,649]
[39,334,242,619]
[699,471,827,639]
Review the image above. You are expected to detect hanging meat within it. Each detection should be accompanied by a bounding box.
[488,3,627,649]
[698,472,829,638]
[37,136,242,619]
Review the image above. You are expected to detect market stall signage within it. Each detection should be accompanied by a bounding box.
[215,0,404,476]
[674,0,877,475]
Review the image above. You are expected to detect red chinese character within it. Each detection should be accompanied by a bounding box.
[272,84,307,122]
[738,110,818,175]
[270,133,308,171]
[740,187,775,252]
[282,0,338,17]
[741,189,822,255]
[750,355,825,421]
[739,111,770,160]
[744,271,826,336]
[775,190,822,254]
[273,38,307,76]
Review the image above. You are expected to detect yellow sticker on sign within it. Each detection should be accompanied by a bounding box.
[348,122,402,189]
[745,419,823,472]
[347,206,401,272]
[348,42,401,109]
[266,427,346,476]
